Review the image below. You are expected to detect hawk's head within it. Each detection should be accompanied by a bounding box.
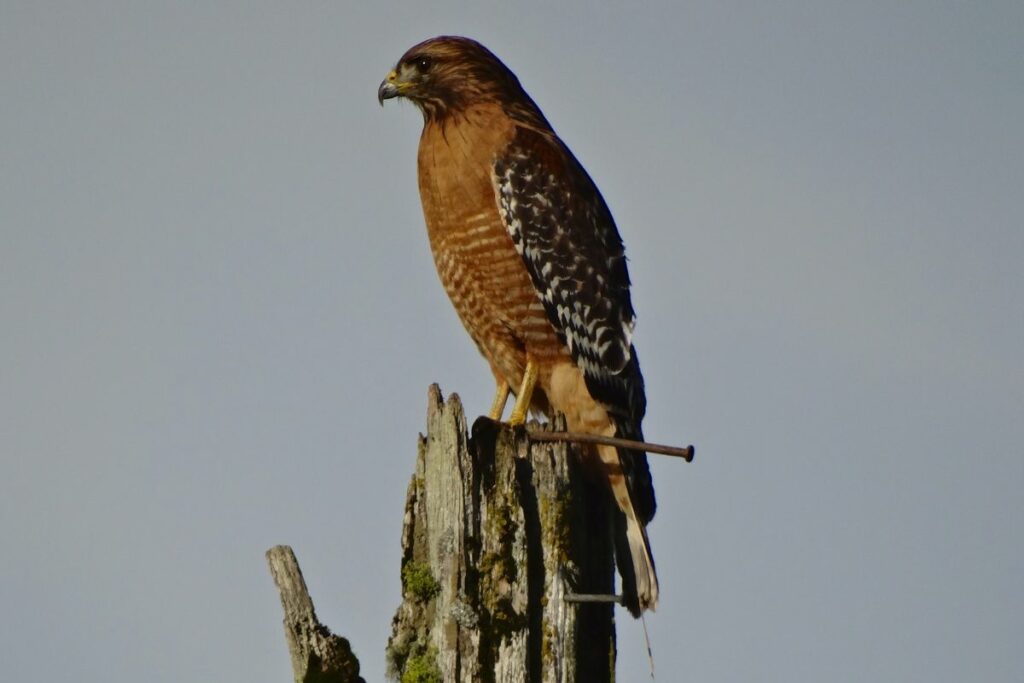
[378,36,529,121]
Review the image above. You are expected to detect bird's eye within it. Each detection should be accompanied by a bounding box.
[416,56,432,72]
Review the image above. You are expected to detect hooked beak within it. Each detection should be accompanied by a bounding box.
[377,69,401,106]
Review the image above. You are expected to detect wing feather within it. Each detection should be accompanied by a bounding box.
[492,125,646,428]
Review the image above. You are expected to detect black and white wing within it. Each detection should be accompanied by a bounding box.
[492,125,647,438]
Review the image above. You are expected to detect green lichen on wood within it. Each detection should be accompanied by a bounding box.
[539,492,573,568]
[541,619,558,665]
[386,630,433,683]
[479,475,518,590]
[477,546,516,590]
[401,561,440,601]
[479,476,525,637]
[399,647,442,683]
[488,593,528,638]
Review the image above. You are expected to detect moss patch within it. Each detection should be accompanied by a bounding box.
[400,648,442,683]
[539,493,572,567]
[401,562,440,602]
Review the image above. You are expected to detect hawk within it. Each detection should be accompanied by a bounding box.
[378,36,658,615]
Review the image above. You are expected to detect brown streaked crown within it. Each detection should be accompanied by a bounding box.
[386,36,549,125]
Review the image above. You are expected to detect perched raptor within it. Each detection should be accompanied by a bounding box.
[378,36,658,615]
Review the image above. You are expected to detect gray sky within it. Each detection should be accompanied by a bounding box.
[2,2,1022,681]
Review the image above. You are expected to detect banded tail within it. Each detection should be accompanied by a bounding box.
[596,441,658,616]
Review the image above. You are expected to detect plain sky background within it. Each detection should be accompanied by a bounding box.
[2,2,1022,681]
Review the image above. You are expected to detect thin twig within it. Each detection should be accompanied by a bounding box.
[526,428,694,462]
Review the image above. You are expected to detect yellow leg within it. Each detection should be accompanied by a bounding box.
[488,380,510,421]
[508,357,539,426]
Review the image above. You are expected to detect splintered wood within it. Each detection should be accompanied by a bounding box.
[386,385,617,683]
[266,545,365,683]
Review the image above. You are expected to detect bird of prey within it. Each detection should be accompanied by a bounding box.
[378,36,657,615]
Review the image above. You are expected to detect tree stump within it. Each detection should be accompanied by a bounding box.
[386,385,617,683]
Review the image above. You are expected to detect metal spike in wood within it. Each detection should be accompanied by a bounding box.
[266,545,365,683]
[564,593,624,604]
[526,428,695,462]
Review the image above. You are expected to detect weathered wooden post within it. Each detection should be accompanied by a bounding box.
[269,384,621,682]
[386,385,617,682]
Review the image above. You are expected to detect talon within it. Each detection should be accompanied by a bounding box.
[488,380,510,421]
[508,357,538,426]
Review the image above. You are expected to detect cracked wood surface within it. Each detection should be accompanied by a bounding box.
[387,385,617,682]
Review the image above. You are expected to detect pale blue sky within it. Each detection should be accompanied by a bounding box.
[2,2,1022,681]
